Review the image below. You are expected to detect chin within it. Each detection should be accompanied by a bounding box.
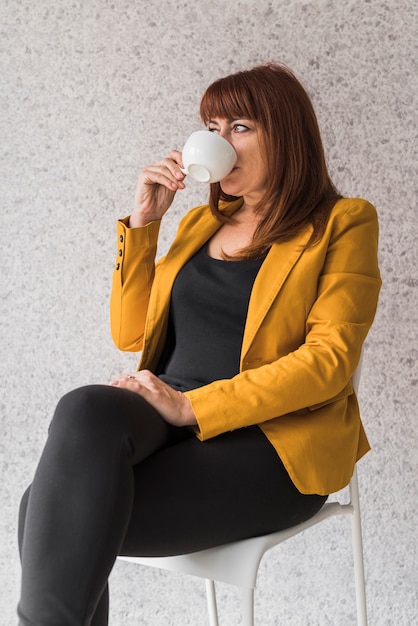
[219,181,242,197]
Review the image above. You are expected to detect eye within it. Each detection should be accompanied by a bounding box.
[233,123,250,133]
[208,126,220,134]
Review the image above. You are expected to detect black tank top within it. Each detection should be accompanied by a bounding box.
[157,245,266,391]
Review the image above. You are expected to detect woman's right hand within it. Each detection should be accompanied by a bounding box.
[129,150,186,228]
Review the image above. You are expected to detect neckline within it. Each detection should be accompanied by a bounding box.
[202,244,268,264]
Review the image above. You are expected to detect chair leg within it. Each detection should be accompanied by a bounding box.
[350,474,368,625]
[241,587,255,626]
[205,579,219,626]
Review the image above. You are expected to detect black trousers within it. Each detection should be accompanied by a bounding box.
[18,384,327,626]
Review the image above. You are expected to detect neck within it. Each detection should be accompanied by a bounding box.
[234,201,264,224]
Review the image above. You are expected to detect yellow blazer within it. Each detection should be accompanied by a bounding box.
[111,197,381,495]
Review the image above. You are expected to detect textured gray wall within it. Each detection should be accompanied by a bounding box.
[1,0,417,624]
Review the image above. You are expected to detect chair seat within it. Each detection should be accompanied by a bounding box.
[119,501,352,589]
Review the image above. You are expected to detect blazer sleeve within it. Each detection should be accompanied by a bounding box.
[185,199,382,440]
[110,217,161,351]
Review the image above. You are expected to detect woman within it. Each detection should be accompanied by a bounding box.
[18,63,381,625]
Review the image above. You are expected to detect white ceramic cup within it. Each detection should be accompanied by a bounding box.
[180,130,237,183]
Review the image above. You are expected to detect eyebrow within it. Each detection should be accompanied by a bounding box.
[208,118,249,125]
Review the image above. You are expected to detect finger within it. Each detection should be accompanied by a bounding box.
[166,150,185,174]
[109,380,143,394]
[134,369,161,386]
[141,167,184,192]
[143,156,186,185]
[109,373,138,386]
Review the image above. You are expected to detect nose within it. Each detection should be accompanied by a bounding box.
[218,128,234,147]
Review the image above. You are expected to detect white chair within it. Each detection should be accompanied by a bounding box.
[119,360,368,625]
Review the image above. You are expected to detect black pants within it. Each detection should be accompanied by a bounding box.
[18,384,327,626]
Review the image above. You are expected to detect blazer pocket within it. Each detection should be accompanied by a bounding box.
[308,381,354,411]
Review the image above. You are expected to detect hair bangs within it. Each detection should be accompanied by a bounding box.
[200,74,259,124]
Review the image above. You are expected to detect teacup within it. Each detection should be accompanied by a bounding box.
[180,130,237,183]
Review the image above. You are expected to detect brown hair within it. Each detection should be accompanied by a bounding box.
[200,63,341,259]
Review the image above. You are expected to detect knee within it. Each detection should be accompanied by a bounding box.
[50,385,122,441]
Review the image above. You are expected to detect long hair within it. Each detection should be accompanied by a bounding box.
[199,63,341,259]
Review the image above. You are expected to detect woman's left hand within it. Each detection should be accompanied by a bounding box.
[109,370,197,427]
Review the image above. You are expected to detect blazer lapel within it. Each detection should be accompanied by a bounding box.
[242,225,313,358]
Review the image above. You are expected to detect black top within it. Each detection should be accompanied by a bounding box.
[157,245,266,391]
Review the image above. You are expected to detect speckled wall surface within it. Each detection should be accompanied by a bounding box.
[1,0,417,624]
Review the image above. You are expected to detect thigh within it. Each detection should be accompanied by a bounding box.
[121,426,327,556]
[49,384,192,465]
[17,385,194,552]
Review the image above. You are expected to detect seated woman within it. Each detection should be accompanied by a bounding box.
[17,62,381,626]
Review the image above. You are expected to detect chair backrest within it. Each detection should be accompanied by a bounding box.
[352,350,364,393]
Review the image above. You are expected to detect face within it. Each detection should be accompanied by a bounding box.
[207,118,267,205]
